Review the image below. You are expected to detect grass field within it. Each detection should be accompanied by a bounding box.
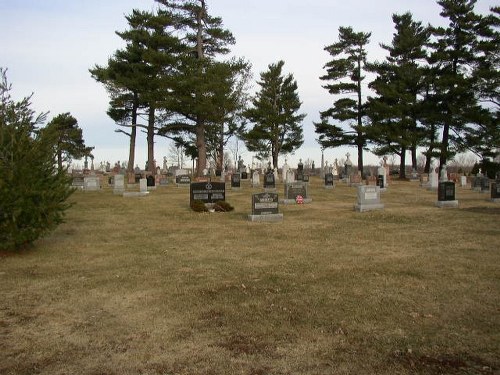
[1,178,499,374]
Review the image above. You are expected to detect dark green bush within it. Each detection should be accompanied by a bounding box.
[0,69,74,251]
[190,200,208,212]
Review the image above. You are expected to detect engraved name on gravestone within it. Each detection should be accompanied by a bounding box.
[190,181,226,204]
[354,185,384,212]
[176,174,191,186]
[252,192,279,215]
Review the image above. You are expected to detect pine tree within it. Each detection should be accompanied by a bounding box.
[367,13,430,178]
[155,0,240,176]
[42,113,89,172]
[91,9,187,175]
[242,60,305,168]
[315,27,372,174]
[0,69,74,250]
[427,0,484,171]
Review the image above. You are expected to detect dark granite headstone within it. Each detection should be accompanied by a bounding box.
[241,171,248,180]
[135,173,142,183]
[176,175,191,185]
[481,177,490,193]
[377,175,384,189]
[252,192,279,215]
[146,175,155,187]
[263,171,275,189]
[325,173,334,187]
[284,182,309,202]
[491,182,500,200]
[438,181,455,201]
[231,173,241,188]
[190,181,225,204]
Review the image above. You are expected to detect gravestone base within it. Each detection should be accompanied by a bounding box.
[491,198,500,203]
[231,187,241,191]
[354,202,385,212]
[147,186,157,191]
[435,200,459,208]
[324,185,335,190]
[123,191,149,197]
[264,188,277,193]
[248,213,283,222]
[280,198,313,205]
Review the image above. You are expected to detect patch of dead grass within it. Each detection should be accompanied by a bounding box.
[0,178,499,374]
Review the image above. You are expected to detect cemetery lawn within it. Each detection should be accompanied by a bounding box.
[1,179,499,375]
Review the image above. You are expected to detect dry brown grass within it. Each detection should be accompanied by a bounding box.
[1,178,499,374]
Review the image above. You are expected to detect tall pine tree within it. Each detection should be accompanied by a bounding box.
[427,0,484,171]
[242,60,305,168]
[315,27,372,175]
[155,0,239,176]
[367,13,430,178]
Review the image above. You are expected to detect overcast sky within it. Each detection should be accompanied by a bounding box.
[2,0,496,169]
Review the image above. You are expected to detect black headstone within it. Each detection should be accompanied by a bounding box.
[377,175,384,189]
[190,181,226,204]
[231,173,241,188]
[146,175,155,187]
[285,182,308,200]
[325,173,334,186]
[263,171,275,189]
[252,192,279,215]
[491,182,500,199]
[241,171,248,180]
[438,181,455,201]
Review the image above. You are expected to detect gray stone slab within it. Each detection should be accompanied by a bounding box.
[248,214,283,222]
[280,198,313,205]
[354,203,385,212]
[123,191,150,198]
[435,200,459,208]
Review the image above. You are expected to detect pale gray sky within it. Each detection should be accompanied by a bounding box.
[2,0,496,169]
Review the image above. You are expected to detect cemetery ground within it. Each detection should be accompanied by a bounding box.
[1,178,499,375]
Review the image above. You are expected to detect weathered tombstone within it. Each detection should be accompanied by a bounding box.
[263,170,276,190]
[436,181,458,208]
[324,173,334,189]
[376,174,385,189]
[251,170,260,187]
[471,175,482,192]
[460,175,467,188]
[231,173,241,190]
[354,185,384,212]
[83,176,101,191]
[113,174,125,195]
[344,153,353,179]
[134,173,142,183]
[377,163,386,190]
[176,174,191,187]
[285,168,295,183]
[190,181,226,205]
[428,166,439,191]
[302,175,310,183]
[491,174,500,202]
[282,181,311,204]
[296,159,304,181]
[480,176,490,193]
[248,192,283,222]
[72,175,85,189]
[410,168,419,182]
[139,178,148,193]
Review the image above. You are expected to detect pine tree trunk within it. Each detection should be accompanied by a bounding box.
[411,145,417,171]
[196,118,207,177]
[356,57,364,175]
[439,122,450,174]
[217,124,224,173]
[400,147,406,179]
[127,94,138,174]
[147,105,155,175]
